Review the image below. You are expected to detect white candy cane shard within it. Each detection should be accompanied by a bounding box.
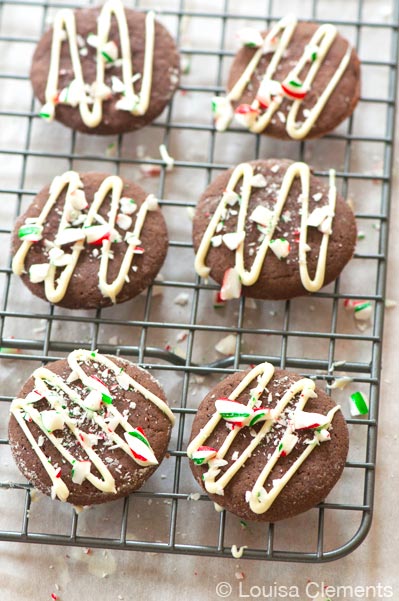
[222,231,245,251]
[120,197,137,214]
[41,410,65,432]
[220,267,241,300]
[115,370,130,391]
[71,460,91,484]
[54,228,86,245]
[222,190,240,206]
[250,173,267,188]
[29,263,50,283]
[116,213,133,230]
[269,238,290,259]
[84,389,104,411]
[68,189,88,210]
[215,334,237,356]
[307,206,331,227]
[249,205,274,227]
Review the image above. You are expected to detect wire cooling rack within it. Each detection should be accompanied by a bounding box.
[0,0,398,563]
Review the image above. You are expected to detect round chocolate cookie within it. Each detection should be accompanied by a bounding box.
[9,350,175,506]
[31,1,180,134]
[11,171,168,309]
[193,158,357,300]
[213,17,360,139]
[187,363,349,522]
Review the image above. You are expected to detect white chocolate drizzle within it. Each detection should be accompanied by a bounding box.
[10,349,175,502]
[214,15,353,139]
[42,0,155,127]
[12,171,159,304]
[194,162,336,293]
[187,362,340,515]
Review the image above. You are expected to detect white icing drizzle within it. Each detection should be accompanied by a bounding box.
[218,15,352,139]
[194,162,336,293]
[43,0,155,127]
[12,171,158,304]
[10,349,174,501]
[187,362,340,515]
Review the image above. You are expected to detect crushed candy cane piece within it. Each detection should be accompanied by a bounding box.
[223,190,240,206]
[307,206,331,228]
[235,104,259,128]
[39,102,55,121]
[84,224,110,245]
[41,410,64,432]
[18,223,43,242]
[101,40,118,63]
[124,428,158,466]
[120,197,137,214]
[222,231,245,250]
[116,370,131,391]
[29,263,50,283]
[87,33,99,48]
[68,188,88,211]
[211,234,222,247]
[215,334,237,356]
[249,407,273,427]
[354,302,372,321]
[25,389,44,403]
[191,446,218,465]
[292,409,329,431]
[250,173,267,188]
[89,81,112,101]
[281,78,308,100]
[215,398,251,424]
[213,290,226,308]
[211,96,234,131]
[278,431,298,456]
[237,27,264,48]
[83,390,103,411]
[174,292,189,306]
[220,267,241,300]
[55,227,85,246]
[58,79,84,106]
[140,160,161,177]
[116,213,132,230]
[48,246,72,267]
[349,391,369,416]
[111,75,125,93]
[250,205,273,228]
[269,238,290,259]
[71,460,91,484]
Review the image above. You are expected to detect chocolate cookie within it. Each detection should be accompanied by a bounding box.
[187,363,348,522]
[31,0,180,135]
[11,171,168,309]
[212,16,360,139]
[9,350,175,506]
[193,159,357,300]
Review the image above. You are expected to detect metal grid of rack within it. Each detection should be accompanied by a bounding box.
[0,0,398,562]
